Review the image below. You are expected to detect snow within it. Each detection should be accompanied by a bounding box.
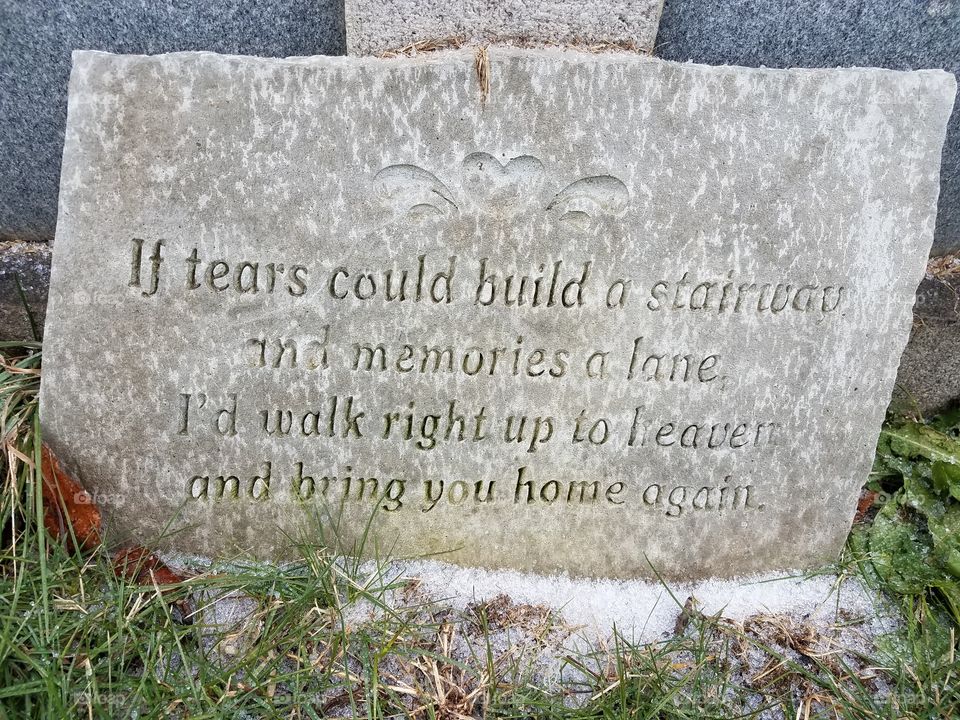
[383,559,896,642]
[166,552,897,647]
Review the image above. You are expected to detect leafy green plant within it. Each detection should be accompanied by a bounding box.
[867,410,960,624]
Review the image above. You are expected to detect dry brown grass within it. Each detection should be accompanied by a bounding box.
[379,37,466,58]
[474,46,490,105]
[378,36,649,58]
[928,251,960,280]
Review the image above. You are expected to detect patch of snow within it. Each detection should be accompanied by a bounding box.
[383,559,895,643]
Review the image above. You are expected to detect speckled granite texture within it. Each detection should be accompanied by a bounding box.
[40,50,954,579]
[0,241,50,341]
[655,0,960,255]
[892,274,960,415]
[345,0,664,54]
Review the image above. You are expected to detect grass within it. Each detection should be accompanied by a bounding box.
[1,340,958,718]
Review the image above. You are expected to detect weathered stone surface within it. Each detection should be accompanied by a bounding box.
[40,50,954,579]
[0,241,51,341]
[893,273,960,416]
[655,0,960,254]
[0,0,345,244]
[345,0,663,55]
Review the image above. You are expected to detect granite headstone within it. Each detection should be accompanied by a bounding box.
[40,49,954,579]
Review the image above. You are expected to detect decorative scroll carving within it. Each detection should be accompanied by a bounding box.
[373,154,628,226]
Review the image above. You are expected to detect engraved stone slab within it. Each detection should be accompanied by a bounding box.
[345,0,664,55]
[40,49,955,579]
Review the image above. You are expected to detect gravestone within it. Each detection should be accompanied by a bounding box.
[345,0,664,55]
[40,49,954,579]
